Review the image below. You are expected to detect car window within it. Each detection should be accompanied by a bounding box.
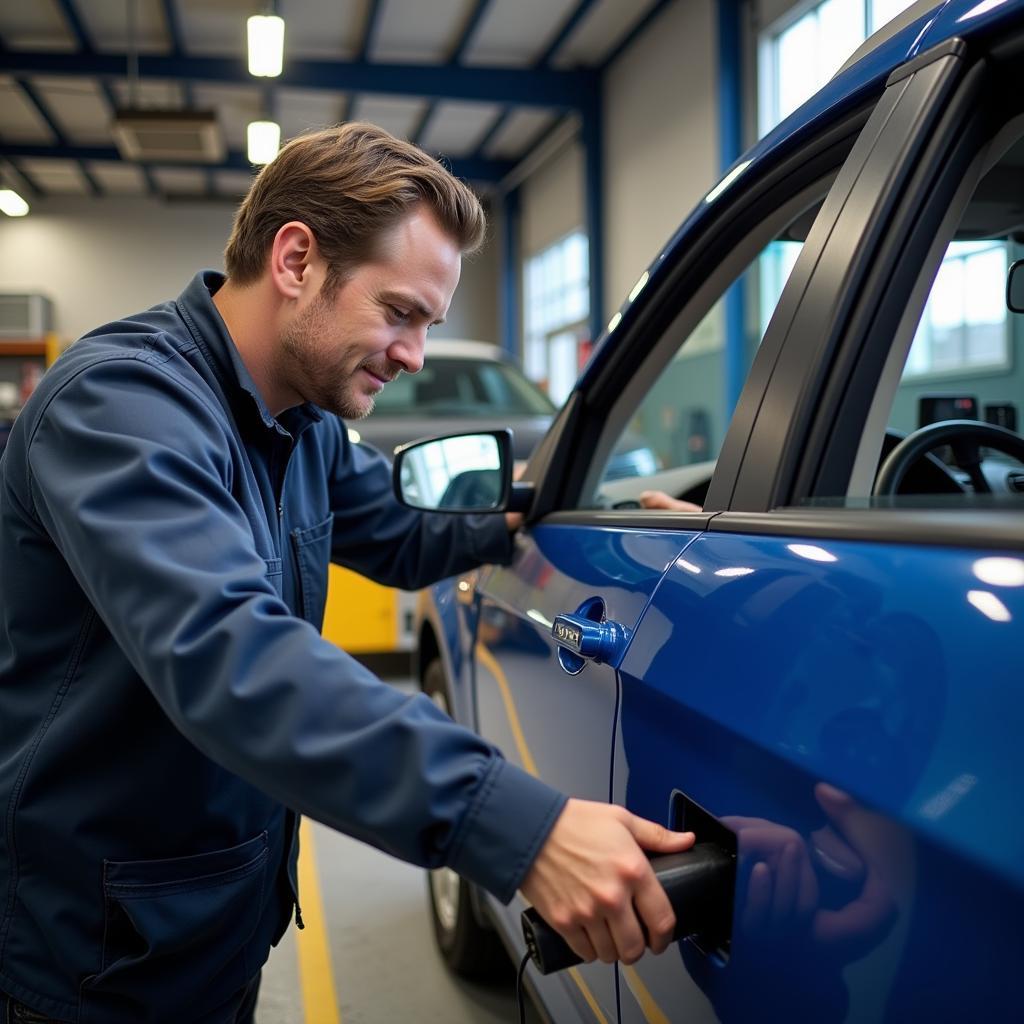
[818,123,1024,509]
[369,356,557,418]
[577,228,809,511]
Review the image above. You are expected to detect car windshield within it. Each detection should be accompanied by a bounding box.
[369,356,557,418]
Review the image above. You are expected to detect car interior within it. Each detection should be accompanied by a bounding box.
[590,123,1024,514]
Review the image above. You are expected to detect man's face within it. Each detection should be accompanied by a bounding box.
[276,206,461,419]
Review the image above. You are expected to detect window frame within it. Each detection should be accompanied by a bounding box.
[713,35,1024,548]
[521,101,877,527]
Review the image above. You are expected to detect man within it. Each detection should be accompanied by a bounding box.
[0,123,693,1022]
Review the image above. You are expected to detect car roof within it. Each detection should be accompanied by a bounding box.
[423,339,507,362]
[581,0,1024,390]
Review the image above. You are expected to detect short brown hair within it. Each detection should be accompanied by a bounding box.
[224,122,486,286]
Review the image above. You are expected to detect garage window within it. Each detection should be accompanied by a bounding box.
[758,0,918,136]
[523,230,589,405]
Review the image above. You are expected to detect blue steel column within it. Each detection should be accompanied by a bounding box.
[501,186,521,357]
[719,0,745,416]
[582,92,604,346]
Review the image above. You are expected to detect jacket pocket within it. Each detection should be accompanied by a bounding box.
[80,832,269,1023]
[290,514,333,629]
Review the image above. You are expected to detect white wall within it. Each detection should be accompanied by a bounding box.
[0,194,499,345]
[511,0,720,324]
[602,0,718,318]
[520,142,585,257]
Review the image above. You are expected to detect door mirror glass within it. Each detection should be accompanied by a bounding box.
[393,430,512,512]
[1007,258,1024,313]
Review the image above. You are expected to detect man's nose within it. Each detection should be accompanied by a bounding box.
[388,327,426,375]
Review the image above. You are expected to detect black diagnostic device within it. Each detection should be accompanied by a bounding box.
[521,843,735,976]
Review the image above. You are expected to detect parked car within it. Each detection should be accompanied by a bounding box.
[402,2,1024,1020]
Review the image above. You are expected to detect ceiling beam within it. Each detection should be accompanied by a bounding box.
[536,0,600,66]
[0,51,594,110]
[357,0,385,62]
[0,142,515,184]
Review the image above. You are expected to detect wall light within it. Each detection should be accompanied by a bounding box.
[247,15,285,77]
[247,120,281,165]
[0,189,29,217]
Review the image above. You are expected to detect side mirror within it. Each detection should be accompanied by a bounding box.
[1007,258,1024,313]
[393,429,513,513]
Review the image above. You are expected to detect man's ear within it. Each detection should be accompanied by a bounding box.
[269,221,322,300]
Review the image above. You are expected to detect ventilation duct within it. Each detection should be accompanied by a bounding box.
[111,109,226,163]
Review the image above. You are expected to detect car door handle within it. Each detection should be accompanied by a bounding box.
[551,612,631,673]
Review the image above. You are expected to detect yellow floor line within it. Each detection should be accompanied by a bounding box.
[295,817,342,1024]
[567,967,611,1024]
[621,965,670,1024]
[475,640,538,777]
[476,640,610,1023]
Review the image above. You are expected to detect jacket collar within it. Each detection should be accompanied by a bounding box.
[176,270,323,438]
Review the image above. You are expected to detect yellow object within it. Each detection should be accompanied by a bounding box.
[296,818,342,1024]
[322,565,397,653]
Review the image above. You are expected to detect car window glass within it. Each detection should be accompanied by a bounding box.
[579,233,806,510]
[820,128,1024,509]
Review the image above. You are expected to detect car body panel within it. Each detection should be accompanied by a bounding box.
[473,525,702,1021]
[615,531,1024,1021]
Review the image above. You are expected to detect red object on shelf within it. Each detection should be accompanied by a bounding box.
[19,361,44,405]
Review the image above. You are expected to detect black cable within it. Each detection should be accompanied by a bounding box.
[515,951,531,1024]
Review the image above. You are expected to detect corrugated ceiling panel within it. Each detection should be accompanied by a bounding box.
[350,95,427,140]
[32,77,110,144]
[462,0,578,66]
[550,0,660,67]
[482,108,557,158]
[0,0,76,51]
[87,161,148,194]
[19,159,88,193]
[0,79,55,142]
[277,89,349,142]
[152,166,206,193]
[371,0,469,64]
[78,0,169,54]
[108,79,187,109]
[287,0,366,60]
[420,101,501,158]
[178,0,260,57]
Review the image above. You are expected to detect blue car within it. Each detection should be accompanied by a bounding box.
[400,1,1024,1019]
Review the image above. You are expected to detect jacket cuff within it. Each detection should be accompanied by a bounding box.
[462,513,516,566]
[447,758,567,904]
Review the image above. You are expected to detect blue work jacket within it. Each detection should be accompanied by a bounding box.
[0,272,565,1022]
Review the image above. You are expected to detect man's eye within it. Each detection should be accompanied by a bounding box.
[389,306,410,322]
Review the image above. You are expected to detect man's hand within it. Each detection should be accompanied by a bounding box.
[505,511,523,531]
[639,490,702,512]
[520,798,695,965]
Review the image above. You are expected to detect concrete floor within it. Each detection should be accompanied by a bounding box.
[255,678,542,1024]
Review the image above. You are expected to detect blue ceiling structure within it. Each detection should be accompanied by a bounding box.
[0,0,680,349]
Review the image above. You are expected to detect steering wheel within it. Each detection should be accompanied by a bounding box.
[874,419,1024,496]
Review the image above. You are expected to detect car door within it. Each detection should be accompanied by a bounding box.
[617,27,1024,1023]
[469,88,879,1022]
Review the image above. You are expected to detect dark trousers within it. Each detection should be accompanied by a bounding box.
[0,971,262,1024]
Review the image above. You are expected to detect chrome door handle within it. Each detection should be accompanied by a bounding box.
[551,612,631,674]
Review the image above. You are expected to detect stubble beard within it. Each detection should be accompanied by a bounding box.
[278,296,386,420]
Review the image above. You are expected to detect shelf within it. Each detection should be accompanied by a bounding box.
[0,342,48,356]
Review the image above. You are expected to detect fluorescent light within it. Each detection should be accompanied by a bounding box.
[247,120,281,165]
[247,15,285,77]
[0,189,29,217]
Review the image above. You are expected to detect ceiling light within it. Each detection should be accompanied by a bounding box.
[0,189,29,217]
[248,15,285,77]
[247,121,281,165]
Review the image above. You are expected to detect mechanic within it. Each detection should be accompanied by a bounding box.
[0,122,694,1023]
